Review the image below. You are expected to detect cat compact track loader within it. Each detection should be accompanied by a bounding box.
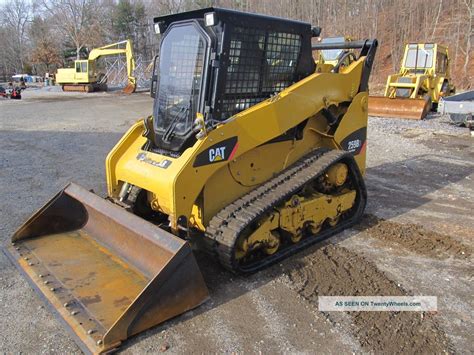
[5,8,377,354]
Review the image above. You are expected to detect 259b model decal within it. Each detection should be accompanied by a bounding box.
[340,128,367,155]
[193,136,238,167]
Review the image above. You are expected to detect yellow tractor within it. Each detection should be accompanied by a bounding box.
[56,39,137,93]
[369,43,455,119]
[5,8,378,354]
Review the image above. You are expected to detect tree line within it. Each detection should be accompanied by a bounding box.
[0,0,472,89]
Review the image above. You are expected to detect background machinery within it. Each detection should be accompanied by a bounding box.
[56,39,137,93]
[0,84,22,99]
[315,36,354,70]
[438,90,474,130]
[5,8,377,354]
[368,43,455,119]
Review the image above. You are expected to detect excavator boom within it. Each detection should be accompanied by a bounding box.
[89,40,137,93]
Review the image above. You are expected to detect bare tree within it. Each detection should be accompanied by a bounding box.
[41,0,104,59]
[431,0,443,40]
[0,0,31,72]
[0,0,471,88]
[29,16,62,73]
[462,0,473,80]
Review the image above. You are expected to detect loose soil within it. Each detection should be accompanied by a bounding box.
[357,214,472,260]
[285,244,453,354]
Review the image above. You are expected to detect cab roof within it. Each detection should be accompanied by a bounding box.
[153,7,312,34]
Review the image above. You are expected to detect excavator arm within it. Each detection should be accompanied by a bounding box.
[89,40,137,93]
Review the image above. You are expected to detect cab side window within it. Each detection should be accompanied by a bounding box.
[220,27,302,120]
[75,62,88,73]
[436,53,447,74]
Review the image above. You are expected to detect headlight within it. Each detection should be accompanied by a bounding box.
[204,12,216,27]
[154,23,161,34]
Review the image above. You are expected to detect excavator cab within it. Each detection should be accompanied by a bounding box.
[74,60,91,81]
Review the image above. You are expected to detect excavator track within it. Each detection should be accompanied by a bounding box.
[62,84,95,93]
[205,149,367,274]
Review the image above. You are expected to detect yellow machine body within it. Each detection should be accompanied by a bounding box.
[56,39,136,93]
[56,60,94,84]
[106,60,369,231]
[369,43,455,119]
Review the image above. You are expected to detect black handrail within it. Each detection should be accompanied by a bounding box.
[311,40,376,50]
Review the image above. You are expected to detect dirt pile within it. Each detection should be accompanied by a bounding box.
[358,215,472,260]
[285,244,453,353]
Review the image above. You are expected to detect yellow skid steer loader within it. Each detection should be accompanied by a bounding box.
[5,8,378,354]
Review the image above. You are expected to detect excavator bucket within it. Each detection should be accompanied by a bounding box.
[368,96,431,120]
[4,183,209,354]
[122,82,136,94]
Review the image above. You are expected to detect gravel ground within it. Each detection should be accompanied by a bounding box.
[370,111,470,135]
[0,88,472,354]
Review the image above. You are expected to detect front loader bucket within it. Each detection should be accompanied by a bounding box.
[368,96,431,120]
[4,183,209,354]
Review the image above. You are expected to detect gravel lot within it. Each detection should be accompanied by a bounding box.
[1,88,472,353]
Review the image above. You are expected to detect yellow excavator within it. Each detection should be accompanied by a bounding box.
[56,39,137,93]
[5,8,378,354]
[369,43,455,119]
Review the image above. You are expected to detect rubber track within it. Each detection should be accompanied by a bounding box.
[205,148,367,274]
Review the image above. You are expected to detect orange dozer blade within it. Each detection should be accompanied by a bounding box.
[368,96,431,120]
[122,82,136,94]
[4,183,209,354]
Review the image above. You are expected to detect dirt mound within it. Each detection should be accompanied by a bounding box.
[358,215,471,260]
[285,244,452,353]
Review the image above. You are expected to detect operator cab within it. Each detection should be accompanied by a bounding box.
[149,7,316,155]
[403,43,435,74]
